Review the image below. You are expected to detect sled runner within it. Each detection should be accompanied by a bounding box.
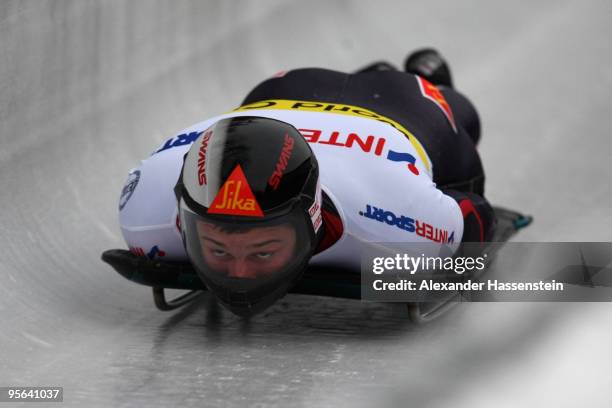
[101,207,532,323]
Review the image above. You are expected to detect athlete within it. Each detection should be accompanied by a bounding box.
[117,49,496,316]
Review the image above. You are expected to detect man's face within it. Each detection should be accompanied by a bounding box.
[196,221,297,279]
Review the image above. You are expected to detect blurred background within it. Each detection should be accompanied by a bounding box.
[1,1,611,406]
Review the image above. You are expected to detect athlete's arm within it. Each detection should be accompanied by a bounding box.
[443,190,496,242]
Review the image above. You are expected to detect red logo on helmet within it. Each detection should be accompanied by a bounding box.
[268,134,295,190]
[416,77,457,133]
[208,165,264,217]
[197,130,213,185]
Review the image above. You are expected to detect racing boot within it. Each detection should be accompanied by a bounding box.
[404,48,453,88]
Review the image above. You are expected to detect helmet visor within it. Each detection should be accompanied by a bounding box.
[179,200,314,314]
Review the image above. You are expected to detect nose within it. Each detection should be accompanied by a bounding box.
[227,259,252,278]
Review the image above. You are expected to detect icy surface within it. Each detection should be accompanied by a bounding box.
[1,1,611,407]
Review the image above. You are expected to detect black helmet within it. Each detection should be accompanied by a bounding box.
[175,116,322,316]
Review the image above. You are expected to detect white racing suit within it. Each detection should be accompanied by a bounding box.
[118,99,464,272]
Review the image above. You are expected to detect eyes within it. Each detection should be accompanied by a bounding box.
[211,249,227,257]
[211,249,274,260]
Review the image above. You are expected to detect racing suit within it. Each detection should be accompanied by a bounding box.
[118,68,495,270]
